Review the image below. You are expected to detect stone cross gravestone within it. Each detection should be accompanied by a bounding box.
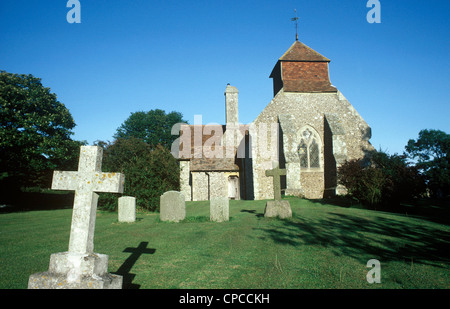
[264,161,292,219]
[210,197,229,222]
[118,196,136,223]
[265,161,286,201]
[160,191,186,222]
[28,146,125,289]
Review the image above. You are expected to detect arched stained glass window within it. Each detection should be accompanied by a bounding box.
[297,127,320,169]
[299,140,308,168]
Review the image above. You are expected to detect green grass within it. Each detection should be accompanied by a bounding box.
[0,197,449,289]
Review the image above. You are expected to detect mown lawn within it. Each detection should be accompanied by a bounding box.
[0,197,449,289]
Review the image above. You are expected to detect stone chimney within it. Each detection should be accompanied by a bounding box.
[225,84,239,125]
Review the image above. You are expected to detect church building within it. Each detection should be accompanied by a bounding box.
[174,40,374,201]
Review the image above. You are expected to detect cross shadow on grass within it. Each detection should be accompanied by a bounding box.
[254,211,450,268]
[113,241,156,289]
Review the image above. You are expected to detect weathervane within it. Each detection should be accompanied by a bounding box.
[291,9,299,41]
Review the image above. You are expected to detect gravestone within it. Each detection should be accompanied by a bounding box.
[118,196,136,223]
[264,161,292,219]
[28,146,125,289]
[210,197,229,222]
[160,191,185,222]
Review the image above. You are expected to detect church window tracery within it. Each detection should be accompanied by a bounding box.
[298,127,321,169]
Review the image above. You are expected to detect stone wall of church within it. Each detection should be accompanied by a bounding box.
[251,90,374,200]
[209,172,228,199]
[180,161,191,201]
[192,172,209,201]
[300,172,325,199]
[190,171,229,201]
[249,118,281,200]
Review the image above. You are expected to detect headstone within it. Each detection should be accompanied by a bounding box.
[264,200,292,219]
[265,161,286,201]
[210,197,229,222]
[160,191,185,222]
[28,146,125,289]
[118,196,136,222]
[264,161,292,219]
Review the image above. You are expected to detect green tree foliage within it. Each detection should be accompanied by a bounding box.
[338,151,426,206]
[114,109,187,149]
[405,129,450,197]
[338,159,385,205]
[0,71,83,195]
[97,138,180,212]
[370,151,426,202]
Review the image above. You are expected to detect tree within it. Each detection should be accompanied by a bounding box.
[338,158,386,206]
[0,71,82,193]
[370,151,426,203]
[338,150,426,206]
[405,129,450,197]
[114,109,187,149]
[97,138,180,212]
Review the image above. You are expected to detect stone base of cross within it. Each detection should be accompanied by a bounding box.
[264,161,292,219]
[28,146,125,289]
[28,252,122,289]
[264,200,292,219]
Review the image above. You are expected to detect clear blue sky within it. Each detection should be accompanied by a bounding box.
[1,0,449,155]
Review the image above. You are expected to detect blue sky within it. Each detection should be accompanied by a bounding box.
[1,0,449,155]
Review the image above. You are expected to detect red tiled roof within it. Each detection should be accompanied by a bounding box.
[270,41,337,93]
[176,124,248,171]
[284,80,337,93]
[279,41,330,62]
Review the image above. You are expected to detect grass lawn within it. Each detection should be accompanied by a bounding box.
[0,197,449,289]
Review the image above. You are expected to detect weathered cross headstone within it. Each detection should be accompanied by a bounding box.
[265,161,286,201]
[118,196,136,223]
[160,191,185,222]
[210,197,229,222]
[264,161,292,219]
[28,146,125,289]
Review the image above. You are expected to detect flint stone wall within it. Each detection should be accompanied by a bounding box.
[252,90,374,200]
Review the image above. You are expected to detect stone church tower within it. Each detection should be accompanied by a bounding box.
[251,40,374,199]
[175,40,374,201]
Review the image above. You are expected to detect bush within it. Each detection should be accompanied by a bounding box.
[338,151,426,206]
[370,151,426,203]
[98,138,180,212]
[337,159,385,205]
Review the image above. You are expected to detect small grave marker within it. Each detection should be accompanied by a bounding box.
[264,161,292,219]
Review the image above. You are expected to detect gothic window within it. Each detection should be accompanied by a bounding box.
[298,127,321,169]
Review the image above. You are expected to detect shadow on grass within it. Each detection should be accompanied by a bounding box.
[113,241,156,289]
[313,197,450,226]
[254,210,450,268]
[241,209,264,218]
